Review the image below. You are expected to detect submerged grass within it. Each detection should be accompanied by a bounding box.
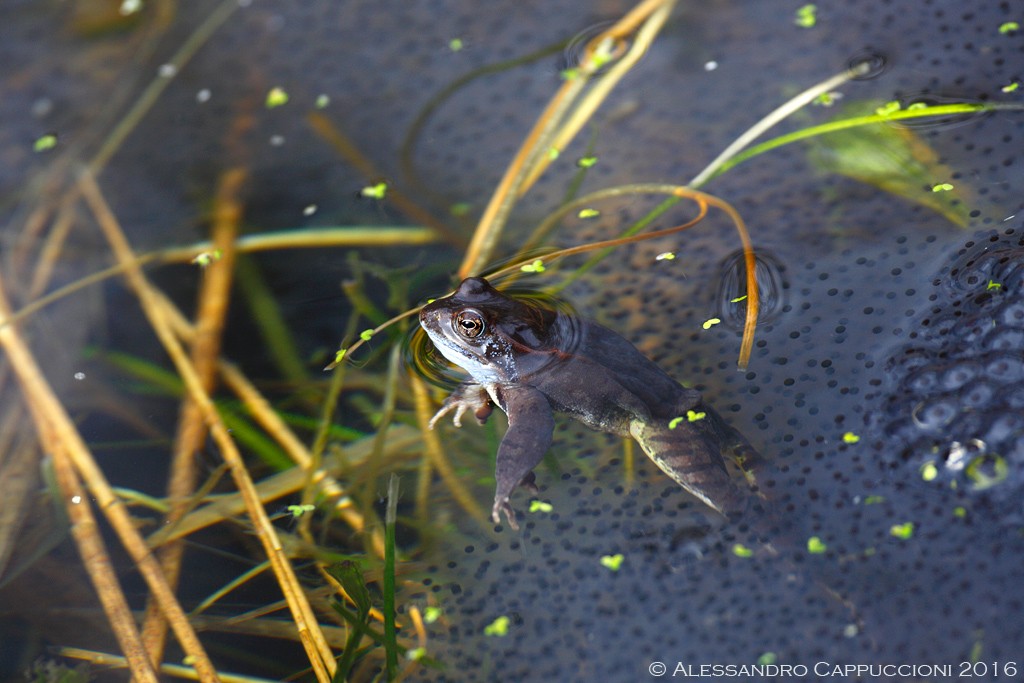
[1,0,1019,680]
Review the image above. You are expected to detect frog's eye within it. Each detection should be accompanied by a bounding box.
[454,309,485,338]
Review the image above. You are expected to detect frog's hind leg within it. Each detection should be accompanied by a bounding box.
[630,414,748,519]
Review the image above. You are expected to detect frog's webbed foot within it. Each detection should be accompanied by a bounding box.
[428,382,493,429]
[491,473,538,530]
[491,386,553,530]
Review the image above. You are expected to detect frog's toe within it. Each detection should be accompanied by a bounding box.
[492,498,520,530]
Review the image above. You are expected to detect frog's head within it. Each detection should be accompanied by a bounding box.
[419,277,556,384]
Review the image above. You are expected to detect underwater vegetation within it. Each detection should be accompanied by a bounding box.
[0,0,1022,681]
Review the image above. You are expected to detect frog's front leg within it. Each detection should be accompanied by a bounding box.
[491,385,554,530]
[428,382,494,429]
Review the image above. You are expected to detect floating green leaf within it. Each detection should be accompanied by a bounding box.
[987,280,1002,291]
[794,4,817,28]
[529,500,553,513]
[965,453,1009,491]
[668,416,684,430]
[190,249,222,267]
[702,317,721,330]
[874,100,901,116]
[686,410,706,422]
[448,38,463,52]
[1002,82,1020,93]
[577,156,598,168]
[813,91,840,107]
[33,134,57,152]
[655,251,675,261]
[520,259,546,273]
[484,616,510,636]
[599,553,624,571]
[998,21,1019,34]
[315,94,330,109]
[423,606,442,623]
[287,504,315,517]
[732,543,754,558]
[890,522,914,539]
[920,461,938,481]
[578,208,600,218]
[807,536,827,554]
[758,652,778,666]
[265,86,289,108]
[842,431,860,444]
[931,182,954,192]
[359,329,375,341]
[360,182,388,199]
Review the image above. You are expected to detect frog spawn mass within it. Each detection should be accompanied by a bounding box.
[413,225,1024,681]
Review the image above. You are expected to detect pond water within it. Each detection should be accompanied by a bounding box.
[1,0,1021,680]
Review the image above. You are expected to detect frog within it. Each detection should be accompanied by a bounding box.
[419,276,761,530]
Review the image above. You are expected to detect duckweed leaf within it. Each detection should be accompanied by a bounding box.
[965,453,1008,491]
[360,182,388,199]
[265,87,289,108]
[890,522,915,539]
[807,536,827,554]
[484,616,510,636]
[599,554,624,571]
[529,500,553,513]
[33,134,57,152]
[794,4,817,28]
[732,544,754,558]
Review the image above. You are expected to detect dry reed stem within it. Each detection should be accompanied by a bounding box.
[458,0,678,278]
[0,274,203,682]
[78,171,335,682]
[518,0,676,191]
[140,167,246,665]
[5,227,436,332]
[59,646,279,683]
[144,423,422,546]
[145,286,386,557]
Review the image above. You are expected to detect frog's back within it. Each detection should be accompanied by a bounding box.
[567,316,697,419]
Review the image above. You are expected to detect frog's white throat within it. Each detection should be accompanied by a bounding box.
[430,333,504,385]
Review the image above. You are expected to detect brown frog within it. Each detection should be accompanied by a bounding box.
[419,277,760,529]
